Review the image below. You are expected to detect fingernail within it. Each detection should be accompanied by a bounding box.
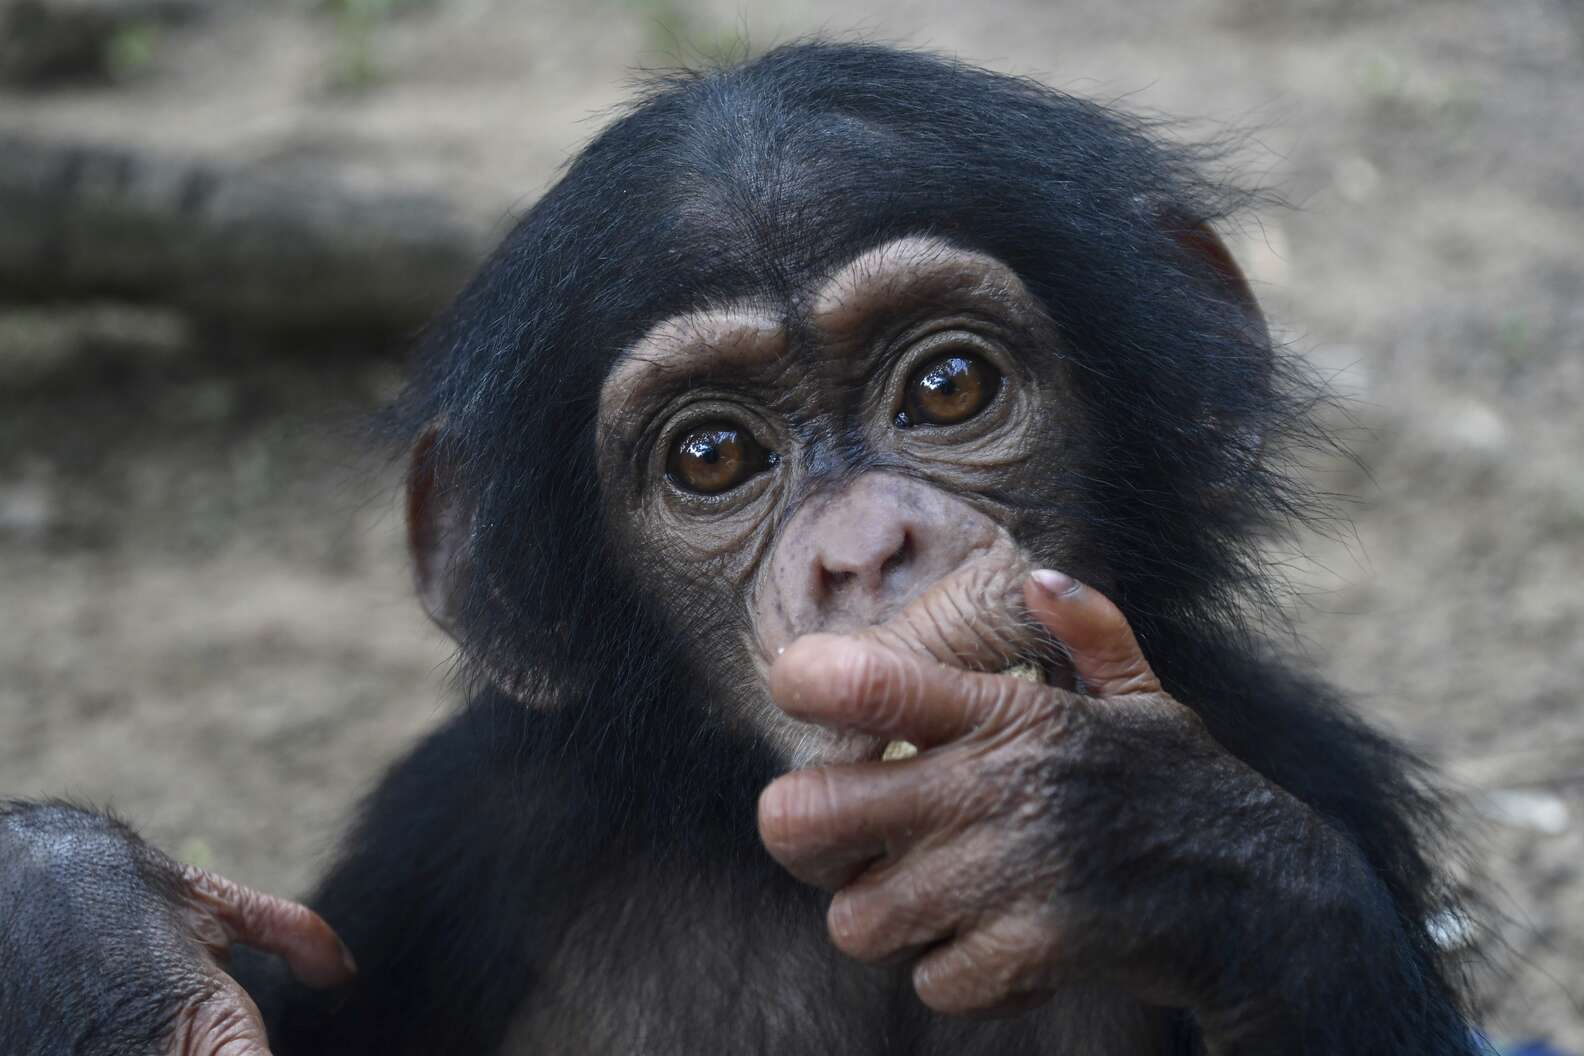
[1031,569,1076,596]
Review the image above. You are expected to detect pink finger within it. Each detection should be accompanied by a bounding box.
[1023,572,1161,698]
[911,916,1053,1016]
[178,983,276,1056]
[758,759,934,889]
[180,865,357,990]
[769,634,1019,745]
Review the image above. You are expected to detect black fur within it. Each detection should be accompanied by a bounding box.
[281,41,1468,1053]
[1,41,1475,1056]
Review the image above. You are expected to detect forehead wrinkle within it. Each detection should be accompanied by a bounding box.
[808,235,1037,337]
[598,303,790,441]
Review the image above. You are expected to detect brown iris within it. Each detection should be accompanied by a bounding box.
[898,353,1000,427]
[666,423,773,494]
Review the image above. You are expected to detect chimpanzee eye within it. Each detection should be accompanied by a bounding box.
[666,422,774,495]
[897,353,1000,428]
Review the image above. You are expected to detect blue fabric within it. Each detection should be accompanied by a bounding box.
[1469,1029,1577,1056]
[1502,1041,1574,1056]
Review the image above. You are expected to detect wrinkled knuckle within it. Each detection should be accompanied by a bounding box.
[1001,928,1049,988]
[827,643,868,697]
[938,772,993,827]
[1019,687,1064,730]
[975,680,1024,731]
[180,865,234,912]
[840,647,897,715]
[1113,665,1158,696]
[817,649,868,715]
[173,984,259,1056]
[236,886,306,948]
[970,932,1038,1003]
[265,893,314,934]
[232,885,274,934]
[1042,690,1091,736]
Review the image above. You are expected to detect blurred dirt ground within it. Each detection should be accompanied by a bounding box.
[1,0,1581,1047]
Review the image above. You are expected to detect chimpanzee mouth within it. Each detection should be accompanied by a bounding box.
[879,659,1047,762]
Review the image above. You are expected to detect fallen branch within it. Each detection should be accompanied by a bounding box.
[0,134,492,335]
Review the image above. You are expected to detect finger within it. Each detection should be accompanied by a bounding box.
[911,916,1053,1017]
[758,759,933,889]
[1023,571,1160,698]
[179,866,357,990]
[847,562,1032,674]
[770,634,1029,745]
[826,854,962,966]
[177,983,275,1056]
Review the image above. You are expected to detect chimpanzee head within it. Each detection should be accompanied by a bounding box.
[401,43,1304,770]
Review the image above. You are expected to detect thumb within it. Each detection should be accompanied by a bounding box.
[179,865,357,990]
[1023,571,1161,698]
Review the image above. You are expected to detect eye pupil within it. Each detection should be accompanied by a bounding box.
[901,353,999,427]
[668,423,770,494]
[922,370,957,396]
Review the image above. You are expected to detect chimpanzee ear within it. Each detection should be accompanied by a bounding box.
[1167,217,1271,352]
[406,426,471,641]
[1160,216,1272,482]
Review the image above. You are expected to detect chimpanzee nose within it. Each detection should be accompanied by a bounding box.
[756,472,1001,653]
[815,514,912,599]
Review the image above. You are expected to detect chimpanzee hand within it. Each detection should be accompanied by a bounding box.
[757,571,1371,1031]
[0,804,354,1056]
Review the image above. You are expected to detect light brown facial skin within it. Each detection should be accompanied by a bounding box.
[593,235,1365,1037]
[597,237,1071,765]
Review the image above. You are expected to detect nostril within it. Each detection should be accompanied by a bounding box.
[822,567,856,594]
[817,528,918,601]
[880,532,911,579]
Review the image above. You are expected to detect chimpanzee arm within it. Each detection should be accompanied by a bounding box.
[1175,651,1477,1055]
[0,694,582,1056]
[244,690,586,1056]
[0,707,546,1056]
[0,801,352,1056]
[757,576,1478,1056]
[0,803,205,1056]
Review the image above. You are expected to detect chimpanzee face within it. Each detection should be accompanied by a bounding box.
[596,237,1091,765]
